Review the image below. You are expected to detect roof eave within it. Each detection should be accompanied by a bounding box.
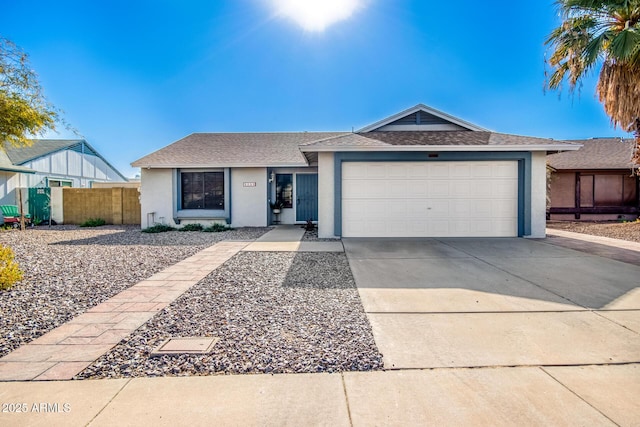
[300,144,582,153]
[0,166,36,174]
[133,163,310,169]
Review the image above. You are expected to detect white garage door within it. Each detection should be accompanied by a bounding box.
[342,161,518,237]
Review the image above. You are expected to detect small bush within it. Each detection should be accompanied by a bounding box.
[179,223,204,232]
[0,245,23,290]
[203,223,232,233]
[141,224,176,233]
[80,218,106,227]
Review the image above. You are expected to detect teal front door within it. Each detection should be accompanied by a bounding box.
[296,174,318,222]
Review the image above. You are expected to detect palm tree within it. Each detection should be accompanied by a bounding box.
[545,0,640,164]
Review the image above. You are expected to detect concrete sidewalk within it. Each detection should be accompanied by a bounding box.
[242,225,343,252]
[545,227,640,266]
[1,365,638,426]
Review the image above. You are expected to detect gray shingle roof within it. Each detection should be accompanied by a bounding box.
[301,131,579,148]
[134,130,581,169]
[0,149,34,174]
[131,132,349,168]
[547,138,637,170]
[4,139,84,164]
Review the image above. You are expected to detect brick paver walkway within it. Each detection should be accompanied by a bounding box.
[0,241,248,381]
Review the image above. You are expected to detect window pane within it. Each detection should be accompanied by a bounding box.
[181,172,224,210]
[579,175,594,207]
[623,175,637,206]
[594,175,622,206]
[276,174,293,208]
[204,172,224,209]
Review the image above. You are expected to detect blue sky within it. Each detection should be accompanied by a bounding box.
[1,0,629,178]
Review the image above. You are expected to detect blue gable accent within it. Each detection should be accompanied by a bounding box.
[333,151,532,237]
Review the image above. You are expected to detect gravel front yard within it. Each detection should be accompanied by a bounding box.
[547,220,640,243]
[0,225,270,358]
[77,251,383,378]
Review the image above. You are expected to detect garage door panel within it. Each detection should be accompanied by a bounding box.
[450,163,472,178]
[429,163,451,178]
[389,201,408,217]
[388,181,408,198]
[388,164,408,178]
[428,200,451,217]
[342,161,518,238]
[451,181,471,197]
[470,181,493,198]
[408,164,429,178]
[428,181,450,198]
[471,163,494,178]
[492,200,518,217]
[407,181,428,197]
[428,220,451,235]
[450,200,471,217]
[495,180,518,197]
[408,201,429,216]
[366,164,387,179]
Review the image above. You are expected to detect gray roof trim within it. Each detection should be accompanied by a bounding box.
[357,104,489,133]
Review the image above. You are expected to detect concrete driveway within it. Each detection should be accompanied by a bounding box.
[344,237,640,424]
[345,237,640,368]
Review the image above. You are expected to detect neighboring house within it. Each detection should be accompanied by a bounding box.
[4,139,127,189]
[547,138,639,221]
[0,149,35,206]
[133,104,579,238]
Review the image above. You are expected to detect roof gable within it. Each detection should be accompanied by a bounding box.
[357,104,488,133]
[5,139,127,180]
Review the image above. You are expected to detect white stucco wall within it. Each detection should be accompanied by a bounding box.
[529,151,547,238]
[139,168,174,228]
[317,152,336,238]
[231,168,267,227]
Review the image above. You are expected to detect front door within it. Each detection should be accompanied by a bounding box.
[296,174,318,222]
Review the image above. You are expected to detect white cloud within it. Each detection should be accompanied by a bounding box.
[268,0,366,32]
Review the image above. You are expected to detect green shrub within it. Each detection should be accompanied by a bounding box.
[0,245,23,290]
[80,218,106,227]
[203,223,233,232]
[141,224,176,233]
[179,223,204,232]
